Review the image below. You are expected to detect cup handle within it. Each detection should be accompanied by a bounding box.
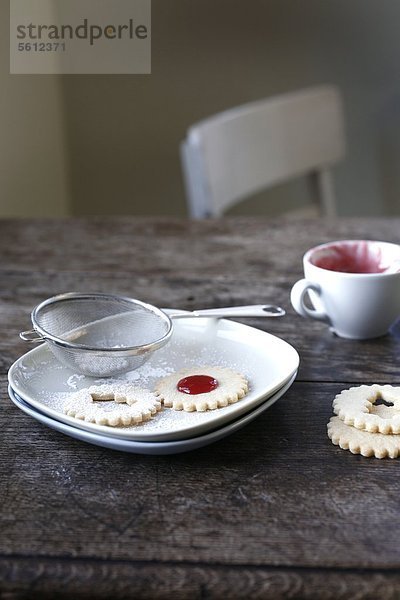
[290,279,330,323]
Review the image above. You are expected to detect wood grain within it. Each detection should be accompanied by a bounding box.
[2,217,400,598]
[2,557,400,599]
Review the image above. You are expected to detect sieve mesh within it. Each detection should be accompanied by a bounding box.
[28,294,173,377]
[34,295,170,349]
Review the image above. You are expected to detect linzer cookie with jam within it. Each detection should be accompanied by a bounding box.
[154,366,249,412]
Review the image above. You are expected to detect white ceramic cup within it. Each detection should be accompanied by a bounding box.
[290,240,400,339]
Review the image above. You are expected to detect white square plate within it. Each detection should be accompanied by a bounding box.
[8,373,296,455]
[9,313,299,442]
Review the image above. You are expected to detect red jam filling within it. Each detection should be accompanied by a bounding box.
[177,374,219,395]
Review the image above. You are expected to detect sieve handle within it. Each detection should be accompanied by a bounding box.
[19,329,45,343]
[169,304,286,319]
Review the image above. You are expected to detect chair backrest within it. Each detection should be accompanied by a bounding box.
[180,85,345,218]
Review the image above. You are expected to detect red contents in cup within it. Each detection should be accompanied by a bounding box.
[312,242,386,274]
[177,375,219,395]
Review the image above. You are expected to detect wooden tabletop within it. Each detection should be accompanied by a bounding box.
[2,216,400,599]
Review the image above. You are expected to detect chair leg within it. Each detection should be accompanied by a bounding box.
[312,168,337,218]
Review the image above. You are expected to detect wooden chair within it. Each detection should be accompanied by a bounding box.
[180,85,345,218]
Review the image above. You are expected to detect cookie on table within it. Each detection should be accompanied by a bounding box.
[327,416,400,459]
[155,366,249,412]
[333,384,400,434]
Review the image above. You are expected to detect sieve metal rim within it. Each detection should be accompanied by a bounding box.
[28,292,173,355]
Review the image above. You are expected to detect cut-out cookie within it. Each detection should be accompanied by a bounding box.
[63,383,161,426]
[155,366,249,412]
[327,416,400,459]
[333,384,400,434]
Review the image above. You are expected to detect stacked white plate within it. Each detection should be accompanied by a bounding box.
[8,312,299,455]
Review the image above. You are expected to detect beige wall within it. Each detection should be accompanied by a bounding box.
[3,0,400,217]
[1,1,70,216]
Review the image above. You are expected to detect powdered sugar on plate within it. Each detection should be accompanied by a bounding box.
[9,314,299,441]
[32,358,249,434]
[66,374,85,390]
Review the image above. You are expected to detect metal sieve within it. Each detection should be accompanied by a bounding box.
[19,293,173,377]
[19,293,285,378]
